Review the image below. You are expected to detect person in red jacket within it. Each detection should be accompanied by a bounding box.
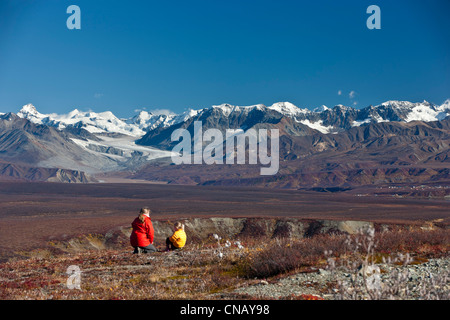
[130,207,157,254]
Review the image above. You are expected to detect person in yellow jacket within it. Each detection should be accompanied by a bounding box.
[165,222,186,251]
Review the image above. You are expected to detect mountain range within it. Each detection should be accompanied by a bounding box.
[13,100,450,136]
[0,100,449,188]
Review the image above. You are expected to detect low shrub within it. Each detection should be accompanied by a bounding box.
[238,235,348,278]
[238,227,448,279]
[375,228,449,257]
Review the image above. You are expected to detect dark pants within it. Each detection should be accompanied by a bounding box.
[133,244,157,254]
[166,237,180,251]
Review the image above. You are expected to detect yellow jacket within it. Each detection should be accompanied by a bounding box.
[169,229,186,248]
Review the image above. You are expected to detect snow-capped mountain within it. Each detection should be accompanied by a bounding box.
[17,104,202,137]
[206,102,308,118]
[126,108,201,132]
[1,99,449,184]
[15,100,450,138]
[11,105,177,174]
[177,100,450,134]
[18,104,145,136]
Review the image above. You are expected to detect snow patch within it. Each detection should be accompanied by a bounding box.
[405,102,448,122]
[313,105,329,113]
[212,104,265,117]
[297,119,335,134]
[352,119,372,127]
[268,102,309,116]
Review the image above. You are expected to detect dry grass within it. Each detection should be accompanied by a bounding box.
[0,227,448,300]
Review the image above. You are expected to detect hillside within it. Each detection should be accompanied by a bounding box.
[0,161,92,183]
[129,118,450,189]
[0,218,448,300]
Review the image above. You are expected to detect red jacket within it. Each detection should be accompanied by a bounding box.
[130,216,154,247]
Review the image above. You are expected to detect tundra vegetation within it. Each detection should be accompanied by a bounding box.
[0,223,448,300]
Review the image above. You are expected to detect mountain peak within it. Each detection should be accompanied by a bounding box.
[437,99,450,111]
[138,110,151,116]
[19,104,38,115]
[313,105,329,113]
[379,100,432,109]
[211,103,265,116]
[212,103,237,115]
[268,102,309,116]
[67,109,81,118]
[333,104,352,111]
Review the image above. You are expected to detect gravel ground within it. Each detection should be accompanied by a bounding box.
[227,257,449,300]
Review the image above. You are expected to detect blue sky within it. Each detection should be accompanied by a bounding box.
[0,0,449,118]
